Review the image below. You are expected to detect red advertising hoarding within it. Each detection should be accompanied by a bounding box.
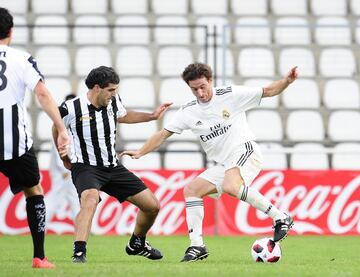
[0,170,359,235]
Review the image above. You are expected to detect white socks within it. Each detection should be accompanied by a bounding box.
[185,197,204,247]
[238,185,286,221]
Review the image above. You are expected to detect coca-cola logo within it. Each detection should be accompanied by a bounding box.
[0,170,200,235]
[235,171,360,234]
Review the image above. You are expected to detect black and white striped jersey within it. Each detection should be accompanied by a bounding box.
[0,45,43,160]
[59,93,127,167]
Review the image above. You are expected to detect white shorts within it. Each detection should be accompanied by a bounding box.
[198,141,262,199]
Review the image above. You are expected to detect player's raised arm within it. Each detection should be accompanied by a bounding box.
[121,128,173,159]
[34,81,70,157]
[262,66,299,98]
[118,102,172,123]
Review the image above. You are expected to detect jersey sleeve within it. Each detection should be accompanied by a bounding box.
[164,108,189,134]
[23,55,44,91]
[58,101,71,128]
[115,94,127,118]
[232,85,263,111]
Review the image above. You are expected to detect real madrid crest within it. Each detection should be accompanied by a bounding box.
[222,109,230,119]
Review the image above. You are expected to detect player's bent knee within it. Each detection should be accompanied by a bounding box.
[80,190,99,211]
[221,182,231,194]
[151,204,160,215]
[81,197,98,212]
[146,198,160,215]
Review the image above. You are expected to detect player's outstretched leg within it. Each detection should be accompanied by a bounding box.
[223,163,294,243]
[125,234,163,260]
[180,245,209,262]
[235,182,294,242]
[273,214,294,242]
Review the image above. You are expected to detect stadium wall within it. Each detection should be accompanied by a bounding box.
[0,170,359,235]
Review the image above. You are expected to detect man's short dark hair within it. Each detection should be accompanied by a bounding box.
[0,8,14,40]
[65,93,76,101]
[181,63,213,84]
[85,66,120,89]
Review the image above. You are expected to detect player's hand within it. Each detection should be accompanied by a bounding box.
[57,130,70,158]
[152,102,173,120]
[61,156,72,170]
[120,150,142,159]
[286,66,299,84]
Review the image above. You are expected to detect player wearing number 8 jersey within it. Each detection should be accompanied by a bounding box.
[0,7,70,268]
[123,63,298,262]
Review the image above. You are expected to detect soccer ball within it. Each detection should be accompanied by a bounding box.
[251,237,282,263]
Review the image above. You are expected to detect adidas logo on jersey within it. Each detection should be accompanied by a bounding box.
[195,121,203,126]
[216,86,232,95]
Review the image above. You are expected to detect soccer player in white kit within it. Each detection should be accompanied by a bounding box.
[0,7,70,268]
[122,63,298,262]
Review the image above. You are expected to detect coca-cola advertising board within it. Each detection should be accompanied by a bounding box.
[0,170,359,235]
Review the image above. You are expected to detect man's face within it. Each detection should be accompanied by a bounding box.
[188,77,213,103]
[97,83,118,107]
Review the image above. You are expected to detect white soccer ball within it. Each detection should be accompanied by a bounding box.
[251,237,282,263]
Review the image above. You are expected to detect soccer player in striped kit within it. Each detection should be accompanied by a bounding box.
[122,63,298,262]
[53,66,172,263]
[0,7,70,268]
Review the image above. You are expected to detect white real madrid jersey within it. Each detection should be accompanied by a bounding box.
[60,93,127,167]
[164,85,263,164]
[0,45,43,160]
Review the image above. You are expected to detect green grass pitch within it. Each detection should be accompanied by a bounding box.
[0,235,358,277]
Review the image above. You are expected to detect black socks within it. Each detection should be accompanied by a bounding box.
[129,233,145,249]
[26,195,46,259]
[74,241,87,254]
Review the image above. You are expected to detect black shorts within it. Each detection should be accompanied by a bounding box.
[71,163,147,203]
[0,147,41,194]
